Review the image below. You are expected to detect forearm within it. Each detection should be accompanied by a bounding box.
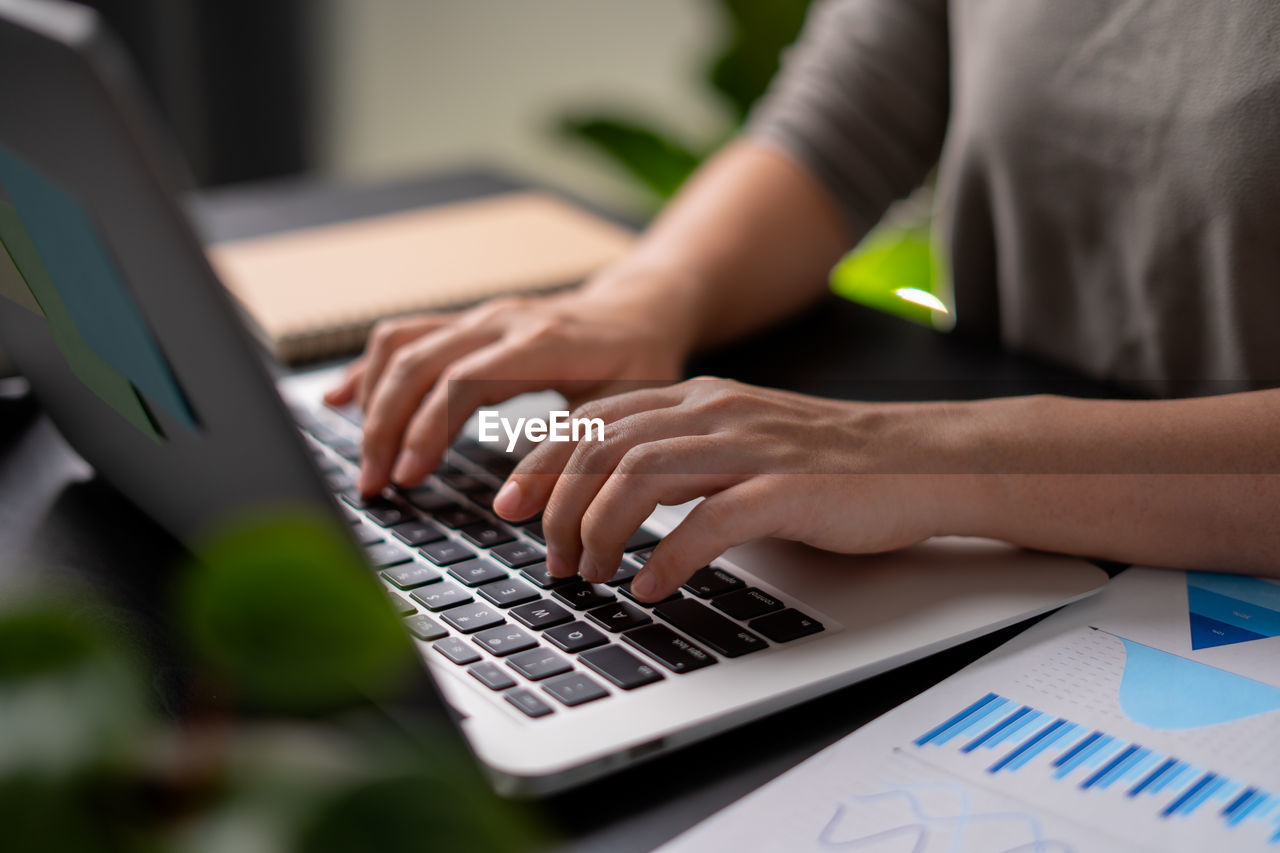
[581,138,854,358]
[938,392,1280,575]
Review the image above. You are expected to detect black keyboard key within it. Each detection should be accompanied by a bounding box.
[682,566,745,599]
[391,519,447,547]
[410,581,473,611]
[364,543,411,568]
[387,593,417,616]
[419,539,477,567]
[712,587,785,621]
[541,672,609,707]
[403,613,447,641]
[505,688,554,718]
[447,559,509,587]
[580,645,664,690]
[510,600,573,630]
[330,437,360,462]
[544,621,608,653]
[454,440,517,478]
[586,601,653,633]
[750,609,824,642]
[506,648,572,681]
[466,487,498,511]
[438,467,491,494]
[381,562,442,590]
[553,581,615,611]
[623,528,661,552]
[434,506,484,529]
[400,486,456,513]
[519,562,572,589]
[604,560,641,586]
[345,496,411,527]
[630,548,655,565]
[468,661,516,691]
[619,582,683,607]
[433,637,481,665]
[523,520,546,544]
[460,521,516,549]
[353,525,384,546]
[339,503,362,525]
[490,541,545,569]
[440,602,505,634]
[654,599,767,658]
[472,625,538,657]
[477,578,540,608]
[622,624,717,674]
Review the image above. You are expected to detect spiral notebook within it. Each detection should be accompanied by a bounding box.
[205,191,634,364]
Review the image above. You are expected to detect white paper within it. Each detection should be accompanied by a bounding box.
[662,568,1280,852]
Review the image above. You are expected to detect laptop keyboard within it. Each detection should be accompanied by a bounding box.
[295,404,825,720]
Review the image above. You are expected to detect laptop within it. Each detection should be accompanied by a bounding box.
[0,0,1107,796]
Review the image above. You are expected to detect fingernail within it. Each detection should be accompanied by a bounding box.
[546,551,572,578]
[391,450,422,485]
[578,552,601,583]
[492,479,523,518]
[631,571,659,601]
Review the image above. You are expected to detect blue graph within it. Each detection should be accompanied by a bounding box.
[914,693,1280,845]
[1187,572,1280,650]
[1117,638,1280,729]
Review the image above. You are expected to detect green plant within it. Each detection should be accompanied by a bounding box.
[0,512,541,852]
[558,0,951,326]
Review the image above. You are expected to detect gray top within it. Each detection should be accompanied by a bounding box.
[750,0,1280,395]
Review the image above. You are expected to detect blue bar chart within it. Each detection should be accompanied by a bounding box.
[915,692,1280,844]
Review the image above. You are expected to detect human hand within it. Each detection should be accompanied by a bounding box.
[491,378,969,601]
[324,282,692,496]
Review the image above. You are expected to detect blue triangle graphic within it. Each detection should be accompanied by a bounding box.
[1188,613,1267,650]
[1118,638,1280,729]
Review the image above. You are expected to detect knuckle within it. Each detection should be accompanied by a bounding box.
[614,443,660,479]
[577,510,614,558]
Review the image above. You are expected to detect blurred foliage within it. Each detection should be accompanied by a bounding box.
[558,0,813,211]
[0,511,541,852]
[557,0,951,324]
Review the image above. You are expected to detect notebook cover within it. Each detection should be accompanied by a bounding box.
[205,191,635,363]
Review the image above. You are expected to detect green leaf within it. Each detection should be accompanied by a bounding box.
[708,0,813,121]
[829,228,948,327]
[180,511,415,713]
[559,116,703,200]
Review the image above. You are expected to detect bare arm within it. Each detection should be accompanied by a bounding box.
[579,137,855,357]
[941,391,1280,576]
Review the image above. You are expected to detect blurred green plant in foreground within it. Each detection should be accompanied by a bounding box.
[558,0,950,327]
[0,512,540,852]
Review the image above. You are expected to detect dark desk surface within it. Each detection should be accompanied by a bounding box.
[1,170,1117,852]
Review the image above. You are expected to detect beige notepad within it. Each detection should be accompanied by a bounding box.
[206,191,635,363]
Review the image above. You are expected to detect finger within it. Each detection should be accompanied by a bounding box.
[390,342,553,486]
[576,437,742,583]
[502,383,688,511]
[630,478,779,601]
[324,359,366,406]
[359,325,499,494]
[531,400,691,578]
[356,315,451,409]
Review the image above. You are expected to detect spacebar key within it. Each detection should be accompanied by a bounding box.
[653,599,766,658]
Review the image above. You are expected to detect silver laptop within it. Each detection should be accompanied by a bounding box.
[0,0,1107,796]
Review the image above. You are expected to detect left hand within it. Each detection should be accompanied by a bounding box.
[491,377,970,601]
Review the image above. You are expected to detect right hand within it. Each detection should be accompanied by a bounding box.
[324,281,692,496]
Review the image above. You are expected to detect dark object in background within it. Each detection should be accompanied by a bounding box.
[82,0,314,186]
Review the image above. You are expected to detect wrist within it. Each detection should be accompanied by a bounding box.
[576,259,709,361]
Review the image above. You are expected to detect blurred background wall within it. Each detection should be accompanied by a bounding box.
[317,0,730,215]
[81,0,749,216]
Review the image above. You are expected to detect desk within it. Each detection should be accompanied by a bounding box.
[0,169,1118,852]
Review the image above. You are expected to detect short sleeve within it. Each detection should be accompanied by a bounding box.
[748,0,951,234]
